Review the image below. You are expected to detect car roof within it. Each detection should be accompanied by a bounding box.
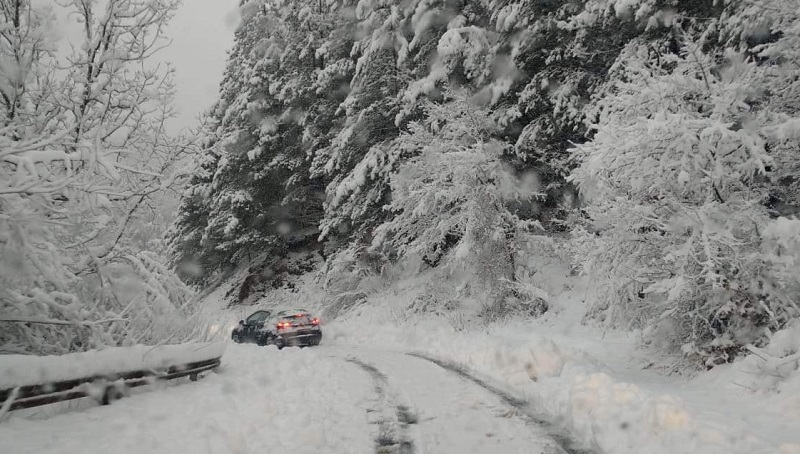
[275,308,311,316]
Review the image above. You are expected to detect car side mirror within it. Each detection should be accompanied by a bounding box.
[238,320,244,325]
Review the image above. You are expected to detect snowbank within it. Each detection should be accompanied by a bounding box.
[0,342,226,389]
[0,344,373,454]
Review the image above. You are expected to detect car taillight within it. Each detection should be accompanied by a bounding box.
[276,321,291,329]
[311,318,320,326]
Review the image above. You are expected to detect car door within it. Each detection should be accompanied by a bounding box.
[244,310,270,341]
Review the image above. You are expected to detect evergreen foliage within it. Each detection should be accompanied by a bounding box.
[172,0,800,365]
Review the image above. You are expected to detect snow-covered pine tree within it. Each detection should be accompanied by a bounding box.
[315,0,728,244]
[314,0,504,244]
[170,0,360,292]
[364,92,540,314]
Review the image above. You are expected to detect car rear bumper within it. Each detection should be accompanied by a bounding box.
[278,330,321,345]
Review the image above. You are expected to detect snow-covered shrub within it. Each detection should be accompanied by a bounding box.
[321,291,369,320]
[499,279,551,319]
[570,34,800,366]
[708,321,800,401]
[506,232,578,318]
[1,248,201,355]
[317,244,391,294]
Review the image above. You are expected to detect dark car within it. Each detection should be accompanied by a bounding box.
[231,308,322,349]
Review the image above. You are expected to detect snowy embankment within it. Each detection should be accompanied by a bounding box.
[326,310,800,454]
[0,342,226,390]
[0,345,373,453]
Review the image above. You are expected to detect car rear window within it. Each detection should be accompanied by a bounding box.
[277,310,310,319]
[279,313,309,320]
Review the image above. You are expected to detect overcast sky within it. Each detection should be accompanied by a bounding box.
[159,0,242,133]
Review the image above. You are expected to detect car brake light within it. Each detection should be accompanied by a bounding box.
[311,318,320,326]
[277,321,291,329]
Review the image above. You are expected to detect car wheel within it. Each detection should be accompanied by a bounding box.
[274,337,286,350]
[232,331,243,343]
[256,334,268,346]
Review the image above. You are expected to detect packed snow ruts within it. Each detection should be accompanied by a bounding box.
[346,356,416,454]
[406,352,593,454]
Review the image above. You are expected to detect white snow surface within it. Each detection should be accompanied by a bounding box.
[2,343,578,454]
[325,304,800,454]
[1,345,373,454]
[4,271,800,454]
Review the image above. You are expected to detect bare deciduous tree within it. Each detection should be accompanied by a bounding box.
[0,0,202,355]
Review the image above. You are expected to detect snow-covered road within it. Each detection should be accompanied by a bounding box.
[1,343,581,454]
[340,347,578,454]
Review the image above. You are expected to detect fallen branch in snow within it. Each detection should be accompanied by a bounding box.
[775,352,800,368]
[728,381,757,392]
[745,344,771,361]
[745,344,800,369]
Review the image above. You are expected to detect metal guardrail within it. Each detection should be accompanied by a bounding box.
[0,356,222,411]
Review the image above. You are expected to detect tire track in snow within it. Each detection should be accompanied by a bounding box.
[406,352,594,454]
[346,356,418,454]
